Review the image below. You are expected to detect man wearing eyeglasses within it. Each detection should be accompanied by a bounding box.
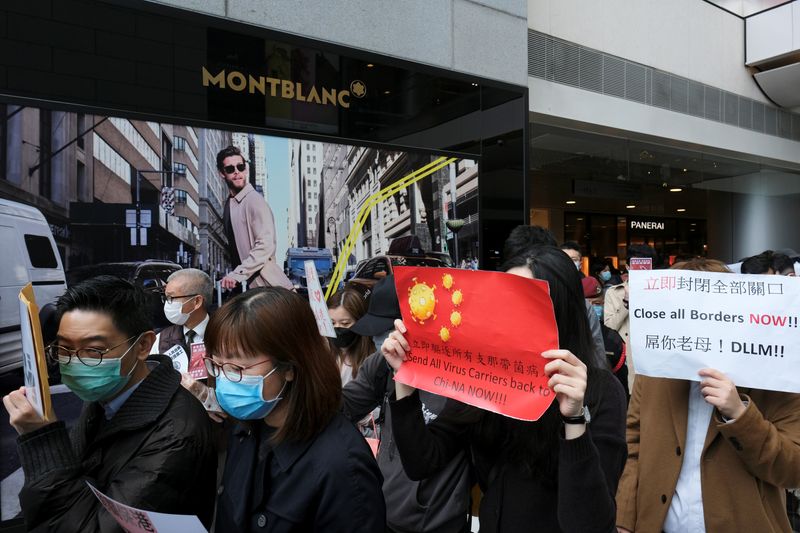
[2,276,217,532]
[150,269,211,357]
[217,145,293,291]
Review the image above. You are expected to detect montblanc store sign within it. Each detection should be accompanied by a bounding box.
[202,67,366,108]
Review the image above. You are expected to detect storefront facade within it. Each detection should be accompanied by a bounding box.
[527,1,800,268]
[0,0,528,275]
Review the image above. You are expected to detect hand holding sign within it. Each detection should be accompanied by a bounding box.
[2,386,54,435]
[381,319,416,400]
[543,350,588,418]
[698,368,747,419]
[391,267,560,421]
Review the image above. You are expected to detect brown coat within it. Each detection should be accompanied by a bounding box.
[228,183,292,290]
[616,375,800,532]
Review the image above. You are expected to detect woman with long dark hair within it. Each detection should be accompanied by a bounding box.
[382,245,627,532]
[207,287,385,532]
[327,288,375,384]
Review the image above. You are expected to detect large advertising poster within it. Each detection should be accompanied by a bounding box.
[0,101,478,522]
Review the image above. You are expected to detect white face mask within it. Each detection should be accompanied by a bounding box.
[574,260,581,270]
[163,298,194,326]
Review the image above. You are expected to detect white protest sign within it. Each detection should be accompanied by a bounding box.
[87,482,207,533]
[304,260,336,338]
[18,296,45,418]
[630,269,800,392]
[164,344,189,373]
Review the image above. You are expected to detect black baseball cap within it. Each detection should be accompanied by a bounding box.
[351,275,401,337]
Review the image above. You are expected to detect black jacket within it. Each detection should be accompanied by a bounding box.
[17,354,217,532]
[342,351,472,533]
[214,412,385,533]
[390,367,627,533]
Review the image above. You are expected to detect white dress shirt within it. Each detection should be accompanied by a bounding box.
[663,382,714,533]
[150,314,209,355]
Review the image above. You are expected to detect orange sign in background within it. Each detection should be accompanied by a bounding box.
[393,267,560,421]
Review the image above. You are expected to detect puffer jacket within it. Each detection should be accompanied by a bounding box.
[17,354,217,532]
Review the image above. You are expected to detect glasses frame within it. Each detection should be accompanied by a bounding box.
[162,293,199,305]
[222,162,247,175]
[203,356,274,383]
[47,334,139,367]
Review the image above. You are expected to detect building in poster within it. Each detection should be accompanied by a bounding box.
[198,127,233,280]
[288,139,323,247]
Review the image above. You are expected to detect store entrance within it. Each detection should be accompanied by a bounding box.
[564,213,707,268]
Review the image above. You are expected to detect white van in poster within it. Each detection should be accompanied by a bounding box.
[0,200,67,374]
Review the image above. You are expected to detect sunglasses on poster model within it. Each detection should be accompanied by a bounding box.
[223,163,247,175]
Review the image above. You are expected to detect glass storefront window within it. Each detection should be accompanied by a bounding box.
[530,122,800,266]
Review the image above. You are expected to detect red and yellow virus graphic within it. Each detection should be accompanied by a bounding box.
[442,273,454,290]
[408,278,437,324]
[406,271,466,342]
[451,289,463,307]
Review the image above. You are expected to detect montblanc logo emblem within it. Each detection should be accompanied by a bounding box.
[350,80,366,98]
[202,67,365,108]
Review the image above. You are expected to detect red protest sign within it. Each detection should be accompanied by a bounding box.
[629,257,652,270]
[393,266,559,421]
[188,343,207,380]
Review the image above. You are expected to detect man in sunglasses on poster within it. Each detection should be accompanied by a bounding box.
[1,276,217,531]
[218,145,293,292]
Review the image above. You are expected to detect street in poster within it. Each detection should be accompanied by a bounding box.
[629,269,800,392]
[18,284,52,420]
[392,267,560,421]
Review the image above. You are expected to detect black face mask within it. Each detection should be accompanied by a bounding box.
[333,327,359,349]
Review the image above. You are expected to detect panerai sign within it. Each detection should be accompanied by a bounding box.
[630,220,665,231]
[202,67,366,108]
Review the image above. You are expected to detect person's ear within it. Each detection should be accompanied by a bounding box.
[284,366,295,383]
[135,331,157,360]
[185,295,203,314]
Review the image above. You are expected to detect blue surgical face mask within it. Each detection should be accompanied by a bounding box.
[593,304,604,321]
[215,366,286,420]
[600,271,612,282]
[58,335,142,403]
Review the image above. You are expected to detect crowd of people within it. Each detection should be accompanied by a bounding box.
[3,144,800,532]
[4,229,800,532]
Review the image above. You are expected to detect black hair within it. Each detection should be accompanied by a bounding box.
[55,275,152,338]
[560,241,581,254]
[216,145,245,171]
[741,251,774,274]
[503,225,557,261]
[772,253,794,275]
[476,245,597,481]
[628,244,659,266]
[590,260,608,276]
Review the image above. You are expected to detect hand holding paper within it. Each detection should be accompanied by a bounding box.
[391,267,560,421]
[543,350,588,418]
[699,368,747,420]
[381,319,416,399]
[2,386,55,435]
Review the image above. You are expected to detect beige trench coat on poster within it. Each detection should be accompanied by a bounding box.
[227,183,293,290]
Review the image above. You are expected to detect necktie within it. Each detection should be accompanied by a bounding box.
[185,329,196,347]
